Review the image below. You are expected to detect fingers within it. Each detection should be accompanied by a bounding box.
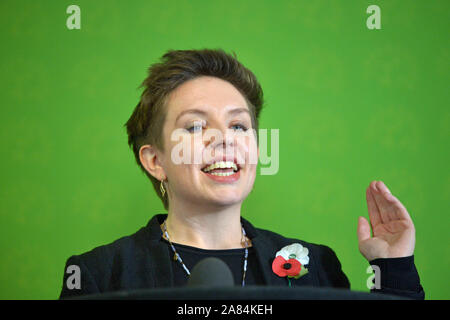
[366,181,382,228]
[370,180,413,223]
[383,192,414,223]
[371,181,398,222]
[357,216,371,243]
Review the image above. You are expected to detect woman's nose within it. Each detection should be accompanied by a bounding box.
[204,126,235,151]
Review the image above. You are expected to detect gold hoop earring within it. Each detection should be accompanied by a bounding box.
[160,179,166,197]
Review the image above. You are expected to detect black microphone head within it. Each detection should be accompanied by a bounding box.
[186,257,234,287]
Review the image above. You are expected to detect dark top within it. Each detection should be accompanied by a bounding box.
[162,239,265,287]
[59,214,425,299]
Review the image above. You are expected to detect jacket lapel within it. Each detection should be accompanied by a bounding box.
[145,214,174,288]
[241,217,285,286]
[251,235,288,286]
[241,217,317,287]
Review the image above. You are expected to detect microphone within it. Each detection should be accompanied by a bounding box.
[186,257,234,287]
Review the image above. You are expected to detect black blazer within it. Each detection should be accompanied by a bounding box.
[59,214,424,299]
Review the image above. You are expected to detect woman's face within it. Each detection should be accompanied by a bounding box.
[158,76,258,209]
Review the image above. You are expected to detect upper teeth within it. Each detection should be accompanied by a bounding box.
[202,161,238,172]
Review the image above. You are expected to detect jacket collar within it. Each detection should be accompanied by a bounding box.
[144,213,282,287]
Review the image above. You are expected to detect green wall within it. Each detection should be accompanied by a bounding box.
[0,0,448,299]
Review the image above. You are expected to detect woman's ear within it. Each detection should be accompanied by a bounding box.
[139,145,166,180]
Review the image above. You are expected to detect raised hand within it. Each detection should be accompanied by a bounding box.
[357,181,416,262]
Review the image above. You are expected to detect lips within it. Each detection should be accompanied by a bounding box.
[202,168,241,183]
[200,156,242,173]
[200,156,242,183]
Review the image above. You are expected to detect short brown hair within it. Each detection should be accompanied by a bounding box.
[124,48,264,209]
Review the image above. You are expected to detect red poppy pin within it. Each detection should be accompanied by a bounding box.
[272,243,309,286]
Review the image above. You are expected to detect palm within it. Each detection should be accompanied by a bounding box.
[357,181,416,261]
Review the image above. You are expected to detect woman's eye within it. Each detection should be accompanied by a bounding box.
[186,124,203,133]
[230,124,248,132]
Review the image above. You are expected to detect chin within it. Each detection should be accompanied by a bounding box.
[205,191,246,207]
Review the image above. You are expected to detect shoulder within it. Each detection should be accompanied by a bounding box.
[59,216,166,298]
[64,224,150,274]
[253,225,338,259]
[67,214,165,268]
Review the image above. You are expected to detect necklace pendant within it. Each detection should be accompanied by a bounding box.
[173,253,178,261]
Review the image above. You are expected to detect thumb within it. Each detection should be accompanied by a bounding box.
[357,216,371,243]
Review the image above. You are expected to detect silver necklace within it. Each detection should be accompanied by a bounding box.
[162,220,250,286]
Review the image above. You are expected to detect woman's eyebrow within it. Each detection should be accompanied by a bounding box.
[175,109,207,123]
[228,107,251,117]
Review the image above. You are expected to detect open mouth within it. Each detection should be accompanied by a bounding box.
[201,161,240,177]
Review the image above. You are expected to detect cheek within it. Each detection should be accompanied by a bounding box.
[192,135,206,164]
[165,132,204,166]
[166,163,201,195]
[235,135,258,166]
[163,140,198,178]
[246,164,257,185]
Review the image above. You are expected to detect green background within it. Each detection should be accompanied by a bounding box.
[0,0,448,299]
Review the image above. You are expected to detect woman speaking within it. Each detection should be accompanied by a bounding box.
[59,49,424,299]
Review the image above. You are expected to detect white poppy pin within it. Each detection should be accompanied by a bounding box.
[272,243,309,285]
